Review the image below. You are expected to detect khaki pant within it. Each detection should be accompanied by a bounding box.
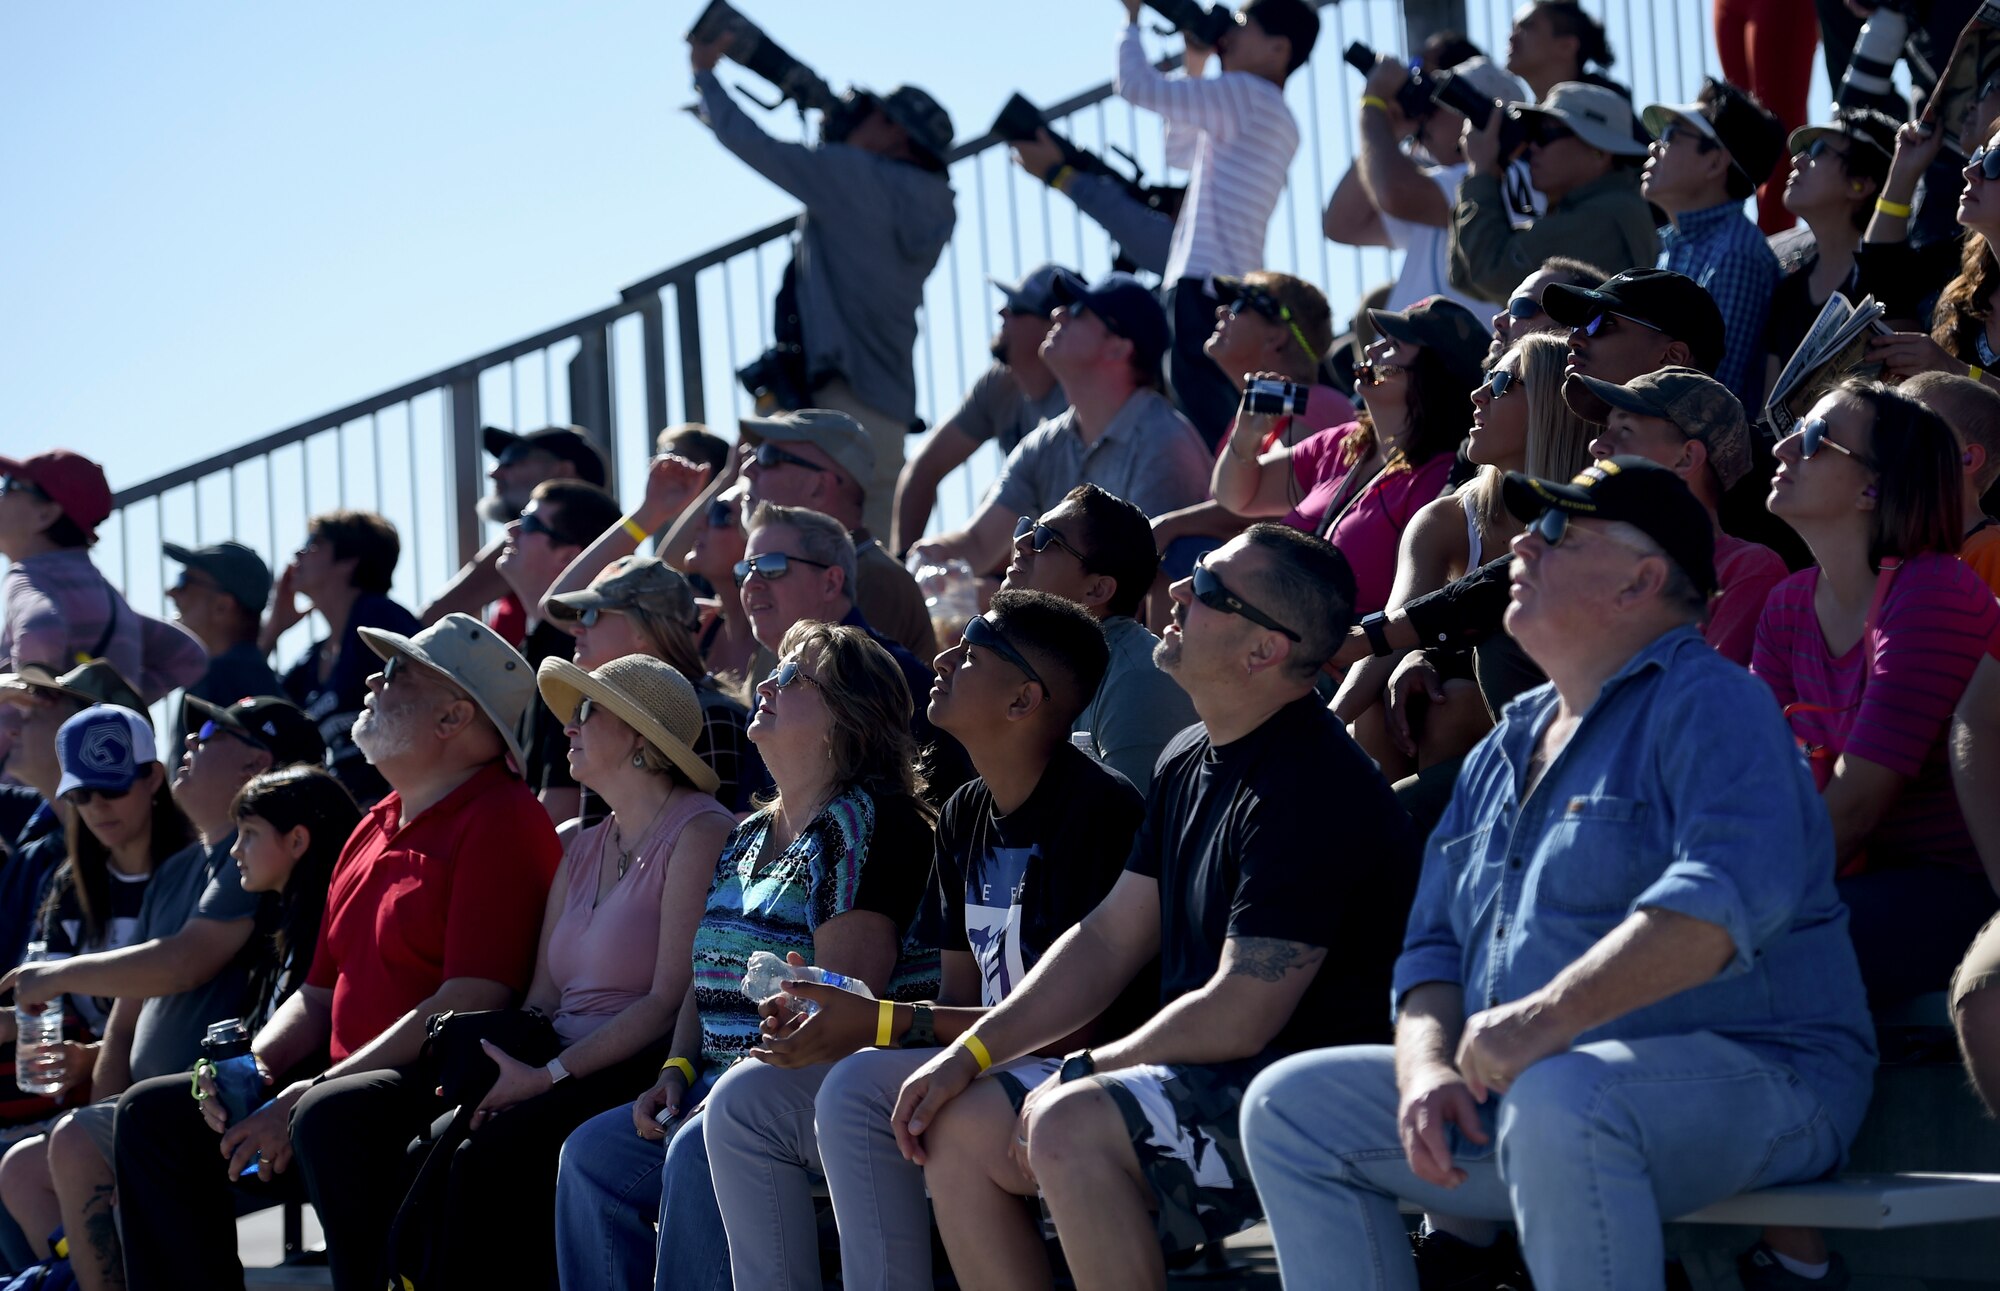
[814,376,910,539]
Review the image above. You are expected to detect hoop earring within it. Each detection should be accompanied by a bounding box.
[632,751,647,768]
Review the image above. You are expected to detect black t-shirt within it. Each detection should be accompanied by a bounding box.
[1124,694,1421,1056]
[38,863,154,1037]
[0,786,44,856]
[281,592,421,807]
[521,620,578,795]
[936,745,1144,1006]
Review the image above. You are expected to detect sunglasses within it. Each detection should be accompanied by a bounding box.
[732,551,833,585]
[1012,515,1091,566]
[64,779,141,807]
[1795,417,1876,467]
[1531,122,1576,147]
[1577,311,1664,339]
[515,512,580,547]
[1505,296,1545,322]
[763,658,823,692]
[706,498,737,531]
[1482,369,1517,399]
[195,720,268,754]
[1226,288,1319,362]
[169,571,225,596]
[1969,146,2000,181]
[0,476,48,500]
[960,614,1046,693]
[1068,302,1129,340]
[753,442,828,474]
[1190,560,1300,641]
[575,606,624,629]
[575,695,599,725]
[1527,506,1573,547]
[1799,137,1849,166]
[1658,122,1718,152]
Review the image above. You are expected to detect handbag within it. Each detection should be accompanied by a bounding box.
[381,1008,560,1291]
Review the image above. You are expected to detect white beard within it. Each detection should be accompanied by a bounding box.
[351,706,415,766]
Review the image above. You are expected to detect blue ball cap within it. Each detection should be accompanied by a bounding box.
[55,704,157,800]
[1048,269,1171,376]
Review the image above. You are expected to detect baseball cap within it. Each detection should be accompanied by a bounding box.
[1502,456,1717,594]
[1542,269,1727,374]
[545,556,700,632]
[1786,107,1898,171]
[183,694,326,768]
[1049,270,1172,376]
[1512,82,1650,157]
[990,264,1072,316]
[481,426,608,488]
[56,704,158,799]
[0,451,114,540]
[1643,78,1786,191]
[1366,296,1489,386]
[0,660,146,715]
[1562,368,1754,492]
[1445,56,1527,108]
[878,85,955,166]
[163,540,273,615]
[740,408,877,493]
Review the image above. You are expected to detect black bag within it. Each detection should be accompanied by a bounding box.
[381,1008,560,1291]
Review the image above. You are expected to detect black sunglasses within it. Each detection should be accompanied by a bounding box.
[575,695,599,725]
[64,780,142,807]
[732,552,833,585]
[575,606,623,628]
[1970,146,2000,181]
[1190,561,1300,641]
[381,654,411,686]
[763,658,823,691]
[0,476,48,500]
[1795,417,1876,468]
[1528,507,1573,547]
[754,442,827,474]
[1505,296,1545,321]
[1225,288,1318,359]
[1483,369,1517,399]
[1012,515,1092,566]
[195,720,267,754]
[1800,137,1848,166]
[516,512,580,547]
[706,498,737,531]
[1577,311,1663,339]
[960,614,1047,694]
[1658,122,1718,152]
[1531,122,1576,147]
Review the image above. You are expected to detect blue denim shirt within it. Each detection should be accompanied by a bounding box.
[1394,626,1878,1145]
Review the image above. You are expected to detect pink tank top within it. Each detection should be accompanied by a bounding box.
[544,791,734,1046]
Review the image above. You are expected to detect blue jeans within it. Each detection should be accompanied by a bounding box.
[553,1072,729,1291]
[1240,1035,1846,1291]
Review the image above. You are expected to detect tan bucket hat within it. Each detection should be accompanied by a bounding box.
[356,613,533,775]
[0,659,145,714]
[535,655,721,796]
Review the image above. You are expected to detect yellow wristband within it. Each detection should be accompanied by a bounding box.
[876,998,896,1048]
[961,1033,993,1073]
[1048,164,1075,191]
[1875,197,1913,218]
[1359,95,1391,115]
[1974,365,1988,382]
[621,515,650,544]
[662,1056,696,1086]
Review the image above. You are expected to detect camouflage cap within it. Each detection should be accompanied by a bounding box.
[1562,366,1753,492]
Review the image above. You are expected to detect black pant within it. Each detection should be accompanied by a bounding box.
[290,1066,442,1291]
[115,1073,308,1291]
[1167,277,1239,450]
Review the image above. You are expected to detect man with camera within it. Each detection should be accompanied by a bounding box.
[688,29,956,539]
[1113,0,1320,449]
[1325,55,1530,317]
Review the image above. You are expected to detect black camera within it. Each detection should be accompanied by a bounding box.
[1836,0,1920,112]
[1344,43,1437,120]
[1142,0,1238,49]
[990,93,1188,225]
[1428,70,1497,130]
[1243,378,1311,417]
[688,1,839,117]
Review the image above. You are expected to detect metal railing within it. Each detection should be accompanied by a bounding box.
[91,0,1757,664]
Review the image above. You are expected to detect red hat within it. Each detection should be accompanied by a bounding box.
[0,451,113,538]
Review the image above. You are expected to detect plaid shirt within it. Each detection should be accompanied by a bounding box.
[1658,201,1779,410]
[694,680,762,814]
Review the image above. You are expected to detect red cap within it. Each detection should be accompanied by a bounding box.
[0,451,113,538]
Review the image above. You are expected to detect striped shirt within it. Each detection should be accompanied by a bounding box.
[1116,24,1297,285]
[1751,553,2000,873]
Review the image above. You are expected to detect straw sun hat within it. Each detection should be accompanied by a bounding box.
[534,655,720,795]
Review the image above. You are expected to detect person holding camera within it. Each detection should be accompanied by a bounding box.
[688,31,956,539]
[1113,0,1321,449]
[1449,83,1658,305]
[1326,56,1531,318]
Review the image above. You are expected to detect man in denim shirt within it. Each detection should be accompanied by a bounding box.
[1241,458,1876,1291]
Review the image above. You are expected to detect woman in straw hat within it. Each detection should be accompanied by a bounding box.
[424,654,734,1291]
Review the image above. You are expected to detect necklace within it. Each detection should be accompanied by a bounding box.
[608,788,679,884]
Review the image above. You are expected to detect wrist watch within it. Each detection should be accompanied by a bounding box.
[1360,611,1393,658]
[1057,1049,1096,1084]
[906,1003,939,1049]
[545,1057,571,1086]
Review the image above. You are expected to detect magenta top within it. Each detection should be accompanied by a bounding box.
[1282,423,1454,615]
[545,790,735,1046]
[1752,552,2000,874]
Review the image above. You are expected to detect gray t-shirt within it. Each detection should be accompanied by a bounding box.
[129,833,262,1081]
[951,364,1069,455]
[991,389,1211,523]
[1072,615,1199,791]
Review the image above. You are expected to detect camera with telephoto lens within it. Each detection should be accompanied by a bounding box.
[1344,43,1437,120]
[1836,0,1920,111]
[990,93,1188,253]
[1244,378,1311,417]
[1142,0,1238,48]
[690,0,879,141]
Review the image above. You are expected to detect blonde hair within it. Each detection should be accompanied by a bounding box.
[1464,334,1597,538]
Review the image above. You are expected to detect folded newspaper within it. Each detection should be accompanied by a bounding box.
[1764,292,1893,436]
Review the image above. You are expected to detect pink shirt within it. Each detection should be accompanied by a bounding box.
[1283,424,1454,614]
[1752,552,2000,874]
[1706,533,1790,666]
[544,791,735,1046]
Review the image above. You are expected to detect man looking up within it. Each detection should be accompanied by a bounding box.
[895,267,1073,555]
[1115,0,1320,445]
[689,31,957,537]
[162,541,280,752]
[1544,267,1726,387]
[909,271,1210,575]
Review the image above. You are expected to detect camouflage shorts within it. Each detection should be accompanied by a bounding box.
[1093,1060,1268,1254]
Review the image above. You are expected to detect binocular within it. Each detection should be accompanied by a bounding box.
[1345,42,1529,156]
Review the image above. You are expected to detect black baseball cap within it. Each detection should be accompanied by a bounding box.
[163,541,273,615]
[1542,269,1726,375]
[1502,455,1717,594]
[1049,270,1171,376]
[990,264,1072,316]
[1366,296,1489,386]
[183,694,326,768]
[481,426,608,488]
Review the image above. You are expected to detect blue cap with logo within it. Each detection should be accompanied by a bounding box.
[56,704,158,799]
[1048,270,1172,377]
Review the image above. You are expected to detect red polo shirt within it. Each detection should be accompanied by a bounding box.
[306,761,560,1060]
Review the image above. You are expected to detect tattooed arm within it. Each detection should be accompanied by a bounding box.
[1086,936,1328,1070]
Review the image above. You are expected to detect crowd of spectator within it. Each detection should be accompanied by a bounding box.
[9,1,2000,1288]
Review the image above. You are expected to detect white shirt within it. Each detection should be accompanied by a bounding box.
[1385,160,1540,315]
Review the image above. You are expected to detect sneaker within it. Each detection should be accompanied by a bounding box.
[1410,1228,1528,1291]
[1736,1242,1852,1291]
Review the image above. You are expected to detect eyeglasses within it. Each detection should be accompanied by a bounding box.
[0,477,47,501]
[1012,515,1092,566]
[63,780,141,807]
[706,498,737,531]
[763,658,824,692]
[1577,311,1664,339]
[1226,286,1320,362]
[1969,146,2000,181]
[960,614,1046,693]
[515,511,580,547]
[1483,369,1517,399]
[732,552,834,585]
[1527,506,1573,547]
[1190,560,1301,641]
[753,442,828,474]
[1658,122,1718,152]
[1505,296,1545,322]
[1795,417,1877,467]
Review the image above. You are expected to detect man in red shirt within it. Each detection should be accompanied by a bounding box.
[114,613,561,1291]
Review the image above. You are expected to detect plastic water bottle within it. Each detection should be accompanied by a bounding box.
[14,943,64,1097]
[741,950,873,1017]
[908,557,980,648]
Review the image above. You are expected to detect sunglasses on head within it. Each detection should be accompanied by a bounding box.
[1578,310,1664,339]
[960,614,1047,693]
[706,497,737,531]
[1226,287,1318,361]
[64,779,141,807]
[1483,369,1517,399]
[1190,560,1301,641]
[1795,416,1876,467]
[1012,515,1091,566]
[1969,146,2000,181]
[753,442,827,474]
[515,512,579,547]
[1505,296,1545,321]
[732,552,833,585]
[763,657,823,692]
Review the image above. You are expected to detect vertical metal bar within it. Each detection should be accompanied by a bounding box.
[336,422,347,507]
[510,361,520,431]
[229,464,239,544]
[371,412,383,510]
[405,401,423,600]
[448,375,483,568]
[1307,55,1331,293]
[543,348,555,425]
[265,455,277,570]
[640,292,670,437]
[674,274,707,426]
